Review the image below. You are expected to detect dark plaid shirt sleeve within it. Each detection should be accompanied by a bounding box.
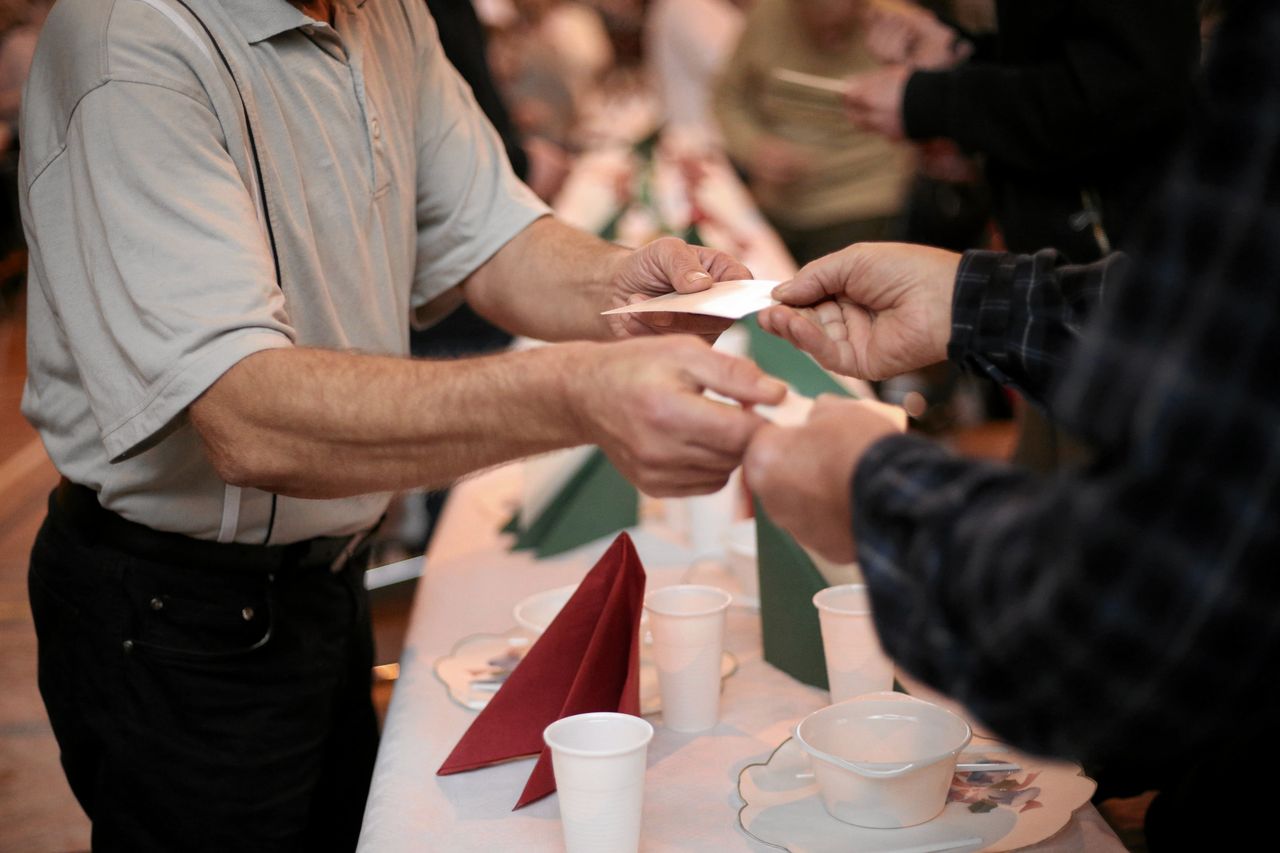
[946,248,1120,410]
[852,0,1280,766]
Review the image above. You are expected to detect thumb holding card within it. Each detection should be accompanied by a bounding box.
[605,237,756,341]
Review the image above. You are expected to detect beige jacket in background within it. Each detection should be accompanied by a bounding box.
[713,0,913,230]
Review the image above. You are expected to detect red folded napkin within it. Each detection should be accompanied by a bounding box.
[437,532,647,808]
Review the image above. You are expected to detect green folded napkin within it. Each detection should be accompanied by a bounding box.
[743,313,853,689]
[754,497,830,690]
[743,315,854,399]
[503,450,638,559]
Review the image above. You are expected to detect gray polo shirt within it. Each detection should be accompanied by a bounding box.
[20,0,548,543]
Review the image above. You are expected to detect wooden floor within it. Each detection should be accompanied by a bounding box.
[0,289,1149,851]
[0,292,88,851]
[0,290,422,852]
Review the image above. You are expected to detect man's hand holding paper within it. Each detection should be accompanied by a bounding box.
[758,242,961,380]
[605,236,757,342]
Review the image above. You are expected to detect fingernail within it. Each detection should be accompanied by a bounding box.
[685,271,712,286]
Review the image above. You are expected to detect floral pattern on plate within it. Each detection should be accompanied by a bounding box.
[433,629,737,714]
[737,736,1096,852]
[950,768,1044,815]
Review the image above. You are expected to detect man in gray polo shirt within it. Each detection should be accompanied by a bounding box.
[20,0,784,849]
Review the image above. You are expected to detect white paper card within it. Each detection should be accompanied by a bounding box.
[754,391,909,433]
[601,279,780,320]
[772,68,847,95]
[754,390,816,427]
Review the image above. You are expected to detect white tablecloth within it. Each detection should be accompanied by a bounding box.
[356,465,1125,852]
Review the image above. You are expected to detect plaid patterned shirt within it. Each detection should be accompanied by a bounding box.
[853,0,1280,765]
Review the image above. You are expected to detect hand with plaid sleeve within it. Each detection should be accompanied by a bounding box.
[751,0,1280,793]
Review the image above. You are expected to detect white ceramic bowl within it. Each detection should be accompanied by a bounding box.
[513,584,579,635]
[514,583,650,637]
[794,692,972,828]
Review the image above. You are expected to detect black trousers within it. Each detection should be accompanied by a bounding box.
[28,490,379,853]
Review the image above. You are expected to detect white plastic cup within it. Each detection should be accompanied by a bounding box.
[683,474,739,559]
[813,584,894,702]
[543,713,654,853]
[723,518,758,602]
[643,585,733,732]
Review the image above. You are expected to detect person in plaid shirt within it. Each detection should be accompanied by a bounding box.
[745,0,1278,845]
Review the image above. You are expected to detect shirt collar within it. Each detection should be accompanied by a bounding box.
[217,0,365,45]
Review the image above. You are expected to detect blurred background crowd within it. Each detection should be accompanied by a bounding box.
[0,0,1228,563]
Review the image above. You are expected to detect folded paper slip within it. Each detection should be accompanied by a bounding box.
[437,533,647,808]
[601,279,781,320]
[771,68,847,95]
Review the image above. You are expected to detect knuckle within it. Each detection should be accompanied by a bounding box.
[639,388,675,427]
[724,354,762,387]
[681,330,712,347]
[744,439,776,486]
[723,414,758,455]
[635,471,659,493]
[648,236,682,259]
[703,472,732,493]
[647,402,678,434]
[634,439,669,469]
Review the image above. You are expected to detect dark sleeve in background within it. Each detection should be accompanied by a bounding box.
[425,0,529,180]
[901,0,1201,174]
[913,0,999,62]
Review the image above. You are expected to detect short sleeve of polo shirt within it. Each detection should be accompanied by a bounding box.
[408,5,549,308]
[24,79,295,462]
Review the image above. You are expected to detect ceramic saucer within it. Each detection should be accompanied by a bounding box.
[737,736,1096,852]
[433,629,738,714]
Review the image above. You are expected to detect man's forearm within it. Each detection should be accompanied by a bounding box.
[463,216,628,342]
[190,344,588,499]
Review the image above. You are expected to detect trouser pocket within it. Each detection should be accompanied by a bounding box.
[122,559,275,661]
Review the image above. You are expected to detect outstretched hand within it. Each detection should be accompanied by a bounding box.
[758,242,960,380]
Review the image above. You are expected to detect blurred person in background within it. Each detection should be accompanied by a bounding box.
[646,0,748,141]
[428,0,570,205]
[0,0,45,150]
[714,0,913,265]
[0,0,47,303]
[485,0,614,149]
